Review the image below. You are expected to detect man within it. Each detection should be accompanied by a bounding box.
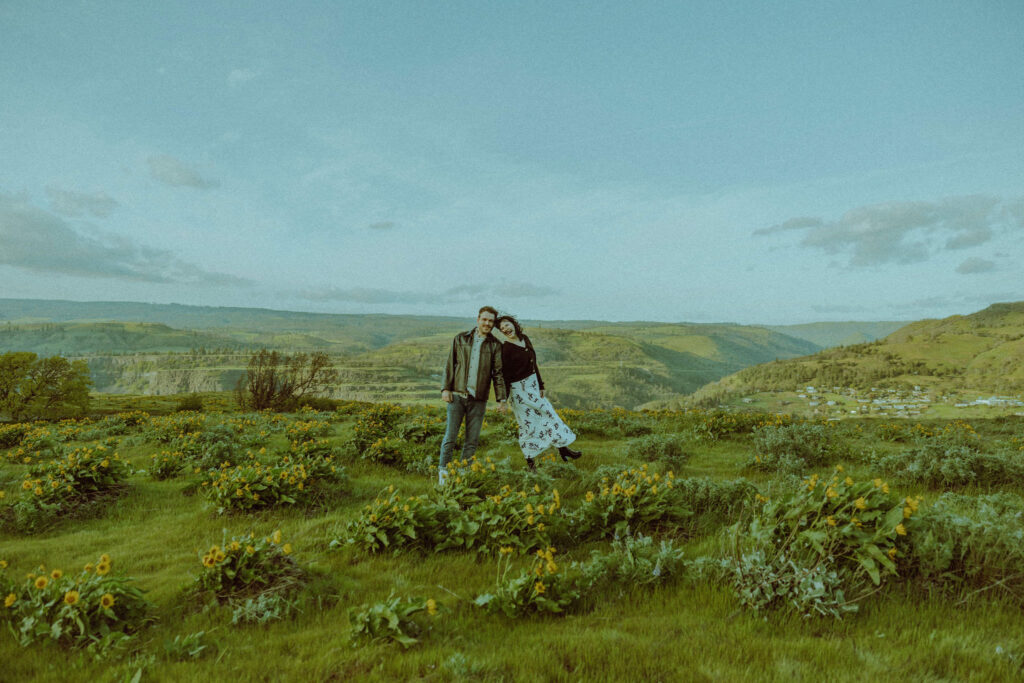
[438,306,506,485]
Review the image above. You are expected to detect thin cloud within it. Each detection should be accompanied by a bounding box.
[45,186,119,218]
[0,194,247,285]
[955,257,996,274]
[147,155,219,189]
[297,282,560,305]
[755,195,1020,267]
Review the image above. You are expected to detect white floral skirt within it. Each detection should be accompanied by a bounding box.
[508,373,576,459]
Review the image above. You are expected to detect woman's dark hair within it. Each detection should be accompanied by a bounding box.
[495,314,523,339]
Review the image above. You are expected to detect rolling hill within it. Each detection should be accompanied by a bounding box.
[690,301,1024,404]
[1,298,829,408]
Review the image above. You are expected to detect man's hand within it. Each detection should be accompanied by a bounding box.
[442,390,453,403]
[497,401,507,413]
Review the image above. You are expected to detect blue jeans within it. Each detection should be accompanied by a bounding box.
[439,395,488,470]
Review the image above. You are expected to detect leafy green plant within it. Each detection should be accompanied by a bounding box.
[574,465,691,538]
[0,554,152,654]
[9,444,130,530]
[626,434,689,466]
[163,631,208,660]
[474,547,579,617]
[872,442,1023,487]
[348,593,439,648]
[725,468,911,618]
[748,422,848,473]
[194,529,303,602]
[905,492,1024,595]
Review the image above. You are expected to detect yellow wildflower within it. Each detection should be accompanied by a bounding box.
[426,598,437,616]
[95,562,110,576]
[282,544,292,555]
[100,593,115,609]
[895,524,907,536]
[272,529,282,544]
[34,576,48,590]
[534,581,546,594]
[50,569,63,580]
[4,593,15,608]
[826,516,837,526]
[63,590,80,606]
[844,477,854,486]
[855,497,867,510]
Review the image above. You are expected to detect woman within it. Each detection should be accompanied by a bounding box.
[494,314,582,470]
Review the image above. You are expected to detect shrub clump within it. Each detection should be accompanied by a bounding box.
[905,492,1024,595]
[748,422,848,473]
[726,467,910,619]
[9,445,130,531]
[194,529,303,606]
[872,442,1023,488]
[0,554,152,655]
[626,434,689,467]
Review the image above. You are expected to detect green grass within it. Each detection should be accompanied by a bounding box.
[2,406,1024,681]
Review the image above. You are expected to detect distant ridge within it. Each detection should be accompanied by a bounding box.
[691,301,1024,402]
[0,297,841,408]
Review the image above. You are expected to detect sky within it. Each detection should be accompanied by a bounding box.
[1,1,1023,325]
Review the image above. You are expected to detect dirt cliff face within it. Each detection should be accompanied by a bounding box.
[83,356,245,395]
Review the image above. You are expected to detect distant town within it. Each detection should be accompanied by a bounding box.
[741,386,1024,419]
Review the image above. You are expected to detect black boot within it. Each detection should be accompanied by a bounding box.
[526,457,537,471]
[558,446,582,462]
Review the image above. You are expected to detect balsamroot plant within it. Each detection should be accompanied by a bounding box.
[726,467,911,618]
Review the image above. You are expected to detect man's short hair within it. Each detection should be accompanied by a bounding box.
[478,306,498,318]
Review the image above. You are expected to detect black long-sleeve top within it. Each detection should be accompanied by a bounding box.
[501,334,544,393]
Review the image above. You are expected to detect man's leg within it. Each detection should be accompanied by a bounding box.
[439,396,466,484]
[461,398,488,461]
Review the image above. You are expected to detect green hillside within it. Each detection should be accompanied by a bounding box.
[0,299,826,409]
[0,322,246,355]
[691,302,1024,403]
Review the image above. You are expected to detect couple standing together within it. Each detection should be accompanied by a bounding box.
[438,306,582,485]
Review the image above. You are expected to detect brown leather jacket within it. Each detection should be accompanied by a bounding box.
[442,329,507,402]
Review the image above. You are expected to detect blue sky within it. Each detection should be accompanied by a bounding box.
[1,1,1022,324]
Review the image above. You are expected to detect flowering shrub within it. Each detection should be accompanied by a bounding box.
[349,593,440,648]
[150,450,188,480]
[200,450,347,514]
[10,445,130,530]
[195,529,302,602]
[0,423,30,449]
[3,426,63,465]
[574,465,690,539]
[0,554,152,654]
[350,403,405,455]
[474,547,579,617]
[150,412,207,443]
[690,410,786,441]
[435,484,570,556]
[726,468,911,617]
[284,418,333,443]
[336,486,446,554]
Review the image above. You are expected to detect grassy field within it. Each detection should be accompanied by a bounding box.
[2,397,1023,682]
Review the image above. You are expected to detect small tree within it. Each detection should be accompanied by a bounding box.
[236,350,338,411]
[0,351,92,421]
